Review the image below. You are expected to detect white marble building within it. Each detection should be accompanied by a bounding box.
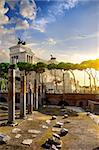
[10,44,34,64]
[9,43,73,93]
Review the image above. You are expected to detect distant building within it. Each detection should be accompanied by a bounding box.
[9,43,74,94]
[10,44,34,64]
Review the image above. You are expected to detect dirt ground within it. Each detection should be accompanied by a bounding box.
[0,107,99,150]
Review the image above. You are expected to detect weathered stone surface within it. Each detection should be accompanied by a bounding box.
[52,144,58,150]
[15,134,21,139]
[59,128,68,136]
[41,142,51,149]
[42,125,48,129]
[54,122,63,128]
[12,128,21,134]
[22,139,33,145]
[0,134,11,144]
[32,135,37,138]
[52,128,61,132]
[56,140,62,149]
[52,116,57,120]
[41,137,62,149]
[27,118,33,121]
[89,113,99,125]
[9,122,18,127]
[28,129,41,134]
[86,112,91,116]
[63,114,68,118]
[46,120,51,124]
[64,120,70,124]
[53,133,60,139]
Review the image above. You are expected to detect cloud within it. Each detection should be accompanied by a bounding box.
[3,0,37,31]
[5,0,37,20]
[31,18,49,32]
[54,51,98,63]
[47,38,57,45]
[0,27,17,63]
[0,0,9,25]
[48,32,99,45]
[20,0,36,20]
[9,18,29,30]
[0,49,9,62]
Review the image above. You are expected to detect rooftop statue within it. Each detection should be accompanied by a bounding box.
[50,54,56,60]
[18,38,26,45]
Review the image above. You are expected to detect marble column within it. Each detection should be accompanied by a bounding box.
[35,73,39,110]
[28,82,33,114]
[20,74,26,119]
[8,69,15,124]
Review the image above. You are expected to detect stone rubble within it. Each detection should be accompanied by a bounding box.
[52,144,59,150]
[59,128,68,137]
[52,128,61,132]
[52,116,57,120]
[89,113,99,125]
[46,120,51,125]
[32,135,37,138]
[22,139,33,145]
[53,133,60,139]
[0,134,11,144]
[63,114,68,119]
[54,122,63,128]
[27,118,33,121]
[42,125,48,129]
[28,129,41,134]
[12,128,21,134]
[15,134,21,139]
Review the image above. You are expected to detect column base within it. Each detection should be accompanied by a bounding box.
[20,115,27,120]
[7,121,18,127]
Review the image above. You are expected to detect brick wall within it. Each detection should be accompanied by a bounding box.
[46,93,99,108]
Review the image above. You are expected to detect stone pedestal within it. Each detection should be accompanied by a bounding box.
[8,69,15,124]
[20,75,26,119]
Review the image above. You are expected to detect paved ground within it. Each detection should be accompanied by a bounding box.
[0,107,99,150]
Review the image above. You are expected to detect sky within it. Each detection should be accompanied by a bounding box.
[0,0,99,63]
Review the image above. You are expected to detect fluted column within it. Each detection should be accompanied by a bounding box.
[20,74,26,119]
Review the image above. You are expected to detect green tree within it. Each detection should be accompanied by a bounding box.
[0,63,10,79]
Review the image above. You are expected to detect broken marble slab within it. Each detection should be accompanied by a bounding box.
[27,118,33,121]
[32,135,37,138]
[28,129,41,134]
[52,144,58,150]
[0,134,11,144]
[53,133,60,139]
[63,114,68,119]
[46,120,51,124]
[54,122,63,128]
[52,128,61,132]
[52,116,57,120]
[42,125,48,129]
[59,128,68,136]
[12,128,21,134]
[15,134,21,139]
[22,139,33,145]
